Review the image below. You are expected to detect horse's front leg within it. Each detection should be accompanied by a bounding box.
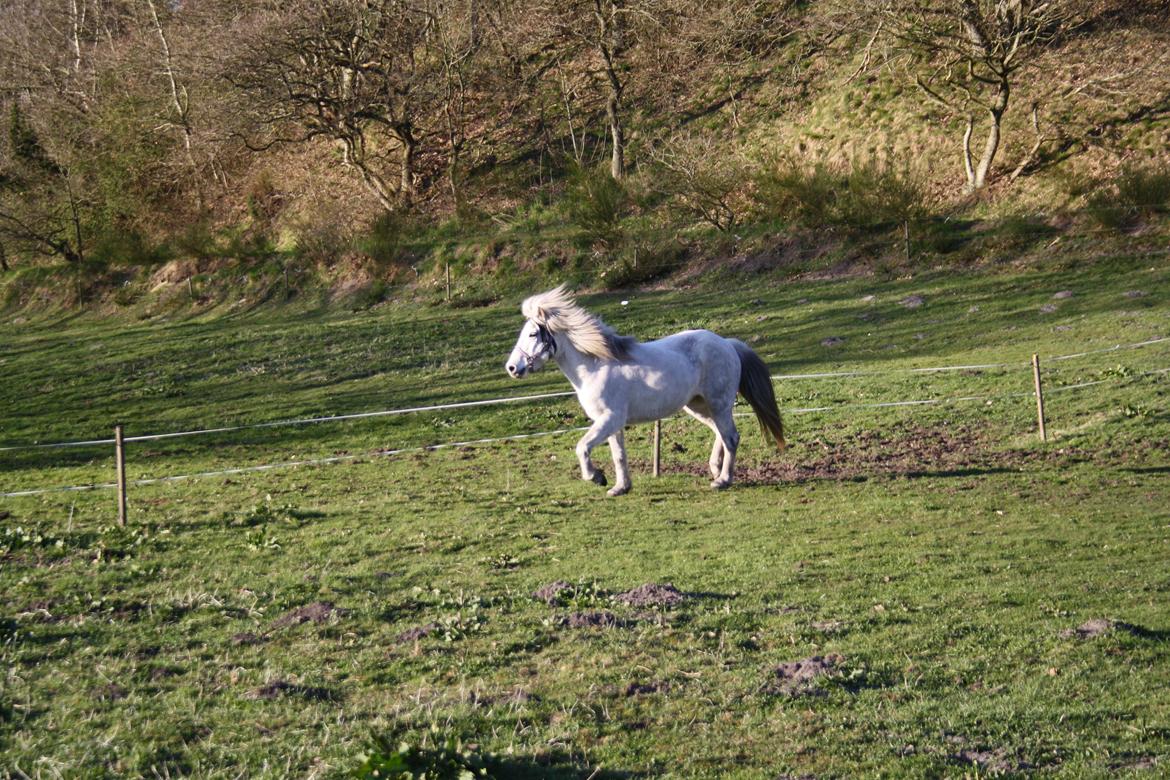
[606,429,631,496]
[575,415,623,489]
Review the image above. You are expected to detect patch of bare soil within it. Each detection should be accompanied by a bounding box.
[94,683,128,702]
[768,654,844,697]
[561,611,627,628]
[625,680,671,697]
[271,601,347,629]
[1109,755,1160,772]
[396,622,441,643]
[246,680,337,702]
[532,581,573,605]
[663,421,1098,485]
[231,631,263,646]
[1059,618,1148,640]
[950,747,1034,774]
[613,583,686,608]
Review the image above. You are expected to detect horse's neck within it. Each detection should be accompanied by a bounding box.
[554,338,602,390]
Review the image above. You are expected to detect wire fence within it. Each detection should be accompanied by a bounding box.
[2,335,1167,501]
[2,335,1165,455]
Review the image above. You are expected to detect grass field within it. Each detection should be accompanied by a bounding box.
[2,258,1170,778]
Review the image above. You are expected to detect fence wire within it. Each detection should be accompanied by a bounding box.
[2,335,1165,454]
[3,363,1166,499]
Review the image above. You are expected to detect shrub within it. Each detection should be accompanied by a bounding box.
[1087,164,1170,229]
[650,134,750,232]
[600,239,686,288]
[357,211,412,268]
[754,156,929,231]
[292,212,353,265]
[565,165,628,248]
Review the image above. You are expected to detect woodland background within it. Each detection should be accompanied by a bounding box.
[1,0,1168,310]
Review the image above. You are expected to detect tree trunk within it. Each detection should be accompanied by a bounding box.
[594,0,625,180]
[399,134,417,207]
[145,0,201,206]
[606,92,624,181]
[974,86,1009,189]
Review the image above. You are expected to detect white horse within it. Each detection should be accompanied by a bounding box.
[505,286,785,495]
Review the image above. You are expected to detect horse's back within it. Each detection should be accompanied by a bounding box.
[641,329,740,401]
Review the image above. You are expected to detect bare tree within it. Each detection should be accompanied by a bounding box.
[882,0,1081,192]
[226,0,442,210]
[536,0,665,181]
[0,104,85,264]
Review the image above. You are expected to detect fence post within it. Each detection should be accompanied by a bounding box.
[115,423,128,526]
[652,420,661,477]
[903,220,911,264]
[1032,354,1047,442]
[445,262,451,302]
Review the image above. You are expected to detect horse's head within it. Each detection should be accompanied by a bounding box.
[506,318,557,378]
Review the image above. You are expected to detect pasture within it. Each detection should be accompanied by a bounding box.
[2,261,1169,778]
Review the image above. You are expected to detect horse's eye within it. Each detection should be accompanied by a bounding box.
[531,333,539,340]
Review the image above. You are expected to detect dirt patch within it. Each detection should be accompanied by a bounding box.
[1059,618,1147,640]
[231,631,263,646]
[951,747,1033,774]
[246,680,337,702]
[899,295,925,308]
[396,622,441,643]
[532,581,573,605]
[625,680,671,697]
[768,654,844,697]
[561,611,627,628]
[94,683,128,702]
[1110,755,1159,772]
[665,420,1095,486]
[271,601,347,629]
[613,583,686,608]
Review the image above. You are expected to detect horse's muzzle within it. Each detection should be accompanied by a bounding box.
[506,361,526,378]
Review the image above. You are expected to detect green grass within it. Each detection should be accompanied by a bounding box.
[2,259,1169,778]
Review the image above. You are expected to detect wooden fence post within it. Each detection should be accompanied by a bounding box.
[115,423,128,526]
[652,420,661,477]
[1032,354,1047,442]
[445,262,451,302]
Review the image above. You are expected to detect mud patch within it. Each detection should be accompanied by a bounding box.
[396,622,441,643]
[1059,618,1147,640]
[246,679,337,702]
[561,611,628,628]
[613,583,686,608]
[1109,754,1159,772]
[271,601,347,629]
[625,680,671,697]
[670,420,1096,485]
[532,581,573,605]
[94,683,128,702]
[951,747,1033,774]
[767,654,844,697]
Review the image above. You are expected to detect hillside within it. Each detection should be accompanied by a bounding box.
[1,0,1168,315]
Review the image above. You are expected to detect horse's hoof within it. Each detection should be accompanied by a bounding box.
[591,471,608,487]
[710,479,731,490]
[607,484,630,497]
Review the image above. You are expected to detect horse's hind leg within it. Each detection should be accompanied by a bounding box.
[606,429,631,496]
[683,402,724,481]
[709,407,741,490]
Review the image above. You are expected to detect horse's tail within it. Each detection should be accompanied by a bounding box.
[733,340,786,451]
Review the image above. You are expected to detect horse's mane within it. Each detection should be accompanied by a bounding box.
[521,285,637,362]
